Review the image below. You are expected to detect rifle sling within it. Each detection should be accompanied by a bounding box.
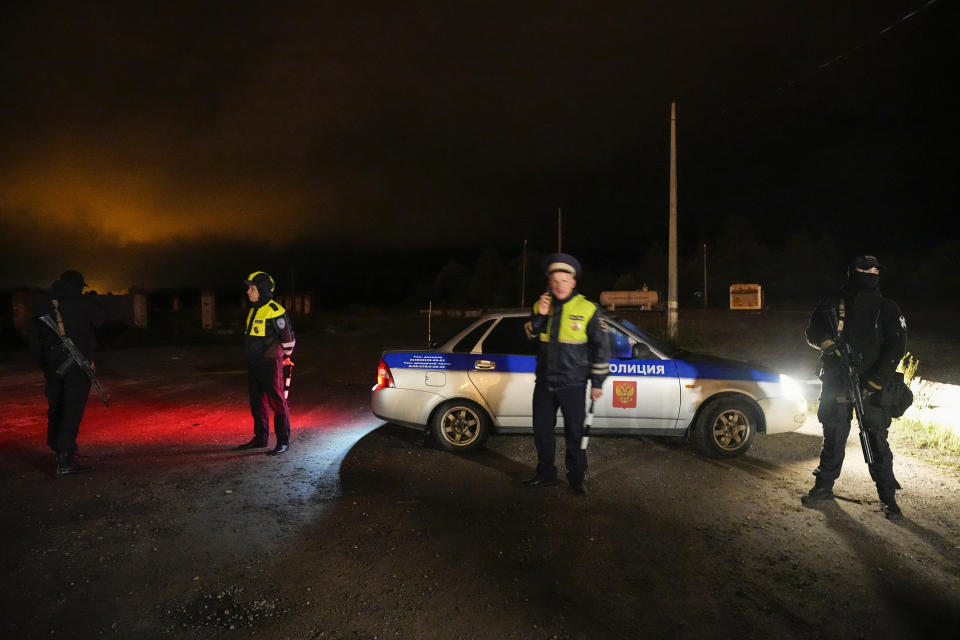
[52,299,68,336]
[50,299,76,373]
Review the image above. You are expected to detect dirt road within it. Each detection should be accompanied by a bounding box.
[2,310,959,639]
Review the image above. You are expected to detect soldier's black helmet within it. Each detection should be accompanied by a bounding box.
[59,270,86,296]
[849,255,884,273]
[245,271,276,300]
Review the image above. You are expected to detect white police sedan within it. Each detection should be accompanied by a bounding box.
[372,310,808,457]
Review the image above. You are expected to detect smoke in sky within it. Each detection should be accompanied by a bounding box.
[1,1,956,290]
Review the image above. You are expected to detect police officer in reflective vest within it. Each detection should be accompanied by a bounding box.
[525,253,609,496]
[802,255,907,519]
[236,271,296,455]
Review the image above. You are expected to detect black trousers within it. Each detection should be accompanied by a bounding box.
[814,398,901,497]
[247,358,291,445]
[44,366,91,454]
[532,382,587,483]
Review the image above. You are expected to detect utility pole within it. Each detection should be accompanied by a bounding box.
[667,102,679,339]
[557,207,562,252]
[703,242,708,309]
[520,239,528,307]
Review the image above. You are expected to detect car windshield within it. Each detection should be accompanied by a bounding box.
[611,317,683,358]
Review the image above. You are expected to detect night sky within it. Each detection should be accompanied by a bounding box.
[0,1,956,293]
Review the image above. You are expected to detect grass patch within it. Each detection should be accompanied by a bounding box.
[808,399,960,470]
[891,417,960,471]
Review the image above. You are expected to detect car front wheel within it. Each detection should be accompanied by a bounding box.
[431,401,490,453]
[694,397,757,457]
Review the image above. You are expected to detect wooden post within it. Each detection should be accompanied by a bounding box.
[703,242,709,309]
[11,291,32,336]
[201,289,215,330]
[668,102,679,339]
[133,289,148,329]
[520,239,528,307]
[557,207,562,252]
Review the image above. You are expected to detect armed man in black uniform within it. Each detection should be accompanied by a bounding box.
[802,255,907,519]
[28,270,106,475]
[524,253,609,497]
[236,271,296,455]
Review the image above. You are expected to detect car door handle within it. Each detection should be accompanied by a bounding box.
[474,360,496,370]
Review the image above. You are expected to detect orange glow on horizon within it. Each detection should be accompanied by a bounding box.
[84,283,129,296]
[1,151,315,244]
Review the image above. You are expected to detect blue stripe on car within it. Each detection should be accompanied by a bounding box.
[674,360,779,383]
[385,352,778,383]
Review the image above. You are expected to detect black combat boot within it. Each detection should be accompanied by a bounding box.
[56,452,92,476]
[879,495,903,521]
[522,474,557,487]
[266,443,288,456]
[801,484,834,506]
[235,437,268,450]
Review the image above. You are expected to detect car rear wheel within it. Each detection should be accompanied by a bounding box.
[694,397,757,458]
[431,401,490,453]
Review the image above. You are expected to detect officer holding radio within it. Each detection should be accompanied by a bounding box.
[525,253,609,496]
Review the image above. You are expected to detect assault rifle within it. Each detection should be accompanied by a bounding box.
[822,308,873,464]
[39,314,110,407]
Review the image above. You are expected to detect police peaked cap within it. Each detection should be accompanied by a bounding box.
[245,271,276,293]
[544,253,582,279]
[850,255,884,271]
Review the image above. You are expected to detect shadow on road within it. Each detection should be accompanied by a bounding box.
[899,518,960,578]
[808,500,960,633]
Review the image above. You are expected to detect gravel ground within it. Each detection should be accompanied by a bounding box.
[1,309,958,639]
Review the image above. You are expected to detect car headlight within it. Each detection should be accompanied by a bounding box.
[779,374,807,403]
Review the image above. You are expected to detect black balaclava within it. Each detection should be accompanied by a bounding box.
[846,255,882,291]
[851,271,879,291]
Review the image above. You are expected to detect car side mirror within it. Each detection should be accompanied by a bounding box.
[632,343,650,359]
[428,339,440,349]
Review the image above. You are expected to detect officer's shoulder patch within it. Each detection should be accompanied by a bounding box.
[269,302,279,311]
[277,317,286,329]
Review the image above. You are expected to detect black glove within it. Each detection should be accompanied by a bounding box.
[862,379,882,399]
[820,339,840,357]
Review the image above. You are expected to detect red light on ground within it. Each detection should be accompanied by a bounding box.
[2,344,381,475]
[2,379,358,453]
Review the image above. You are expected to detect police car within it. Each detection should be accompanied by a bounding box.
[372,310,808,457]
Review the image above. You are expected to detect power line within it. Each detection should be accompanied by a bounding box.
[721,0,942,116]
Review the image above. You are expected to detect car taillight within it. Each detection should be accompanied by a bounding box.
[373,359,395,391]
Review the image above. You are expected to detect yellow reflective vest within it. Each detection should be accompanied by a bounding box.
[244,300,296,362]
[531,293,609,389]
